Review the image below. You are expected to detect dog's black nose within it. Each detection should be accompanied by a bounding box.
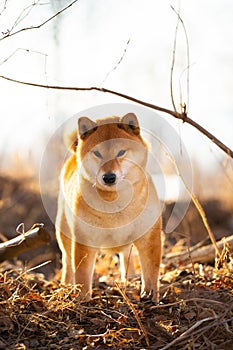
[102,172,116,185]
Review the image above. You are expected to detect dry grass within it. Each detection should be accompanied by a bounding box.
[0,260,233,349]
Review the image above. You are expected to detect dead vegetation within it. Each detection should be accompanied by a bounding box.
[0,174,233,349]
[0,260,233,349]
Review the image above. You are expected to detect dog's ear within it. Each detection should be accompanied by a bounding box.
[78,117,97,139]
[119,113,140,135]
[64,130,78,153]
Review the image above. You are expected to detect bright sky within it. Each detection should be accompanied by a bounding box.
[0,0,233,174]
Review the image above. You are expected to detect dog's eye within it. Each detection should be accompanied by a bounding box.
[93,150,102,159]
[116,150,126,158]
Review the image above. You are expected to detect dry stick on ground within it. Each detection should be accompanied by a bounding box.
[0,223,51,263]
[151,297,225,310]
[160,314,233,350]
[0,75,232,159]
[166,234,233,264]
[159,316,218,350]
[115,282,150,347]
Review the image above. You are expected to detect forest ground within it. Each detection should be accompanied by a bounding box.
[0,173,232,349]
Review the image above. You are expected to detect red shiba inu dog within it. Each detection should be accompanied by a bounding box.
[56,113,162,302]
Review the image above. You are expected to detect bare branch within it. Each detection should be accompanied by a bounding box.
[0,0,79,41]
[0,74,232,159]
[0,223,51,263]
[9,1,39,33]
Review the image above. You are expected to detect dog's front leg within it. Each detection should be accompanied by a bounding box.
[135,222,162,303]
[56,230,74,284]
[73,241,97,301]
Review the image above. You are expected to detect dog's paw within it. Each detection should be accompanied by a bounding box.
[140,290,159,304]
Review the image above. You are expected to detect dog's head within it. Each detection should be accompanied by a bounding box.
[68,113,148,191]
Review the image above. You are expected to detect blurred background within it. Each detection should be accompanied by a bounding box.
[0,0,232,170]
[0,0,232,275]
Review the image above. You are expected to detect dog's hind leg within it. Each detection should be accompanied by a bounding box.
[119,245,135,281]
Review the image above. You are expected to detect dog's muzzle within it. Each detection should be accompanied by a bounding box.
[102,172,116,186]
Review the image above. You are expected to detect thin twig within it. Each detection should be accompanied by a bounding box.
[171,5,190,111]
[0,74,232,159]
[172,156,230,270]
[157,136,222,261]
[0,0,8,17]
[102,38,130,84]
[16,260,52,278]
[0,0,79,41]
[170,4,180,112]
[0,47,48,66]
[190,192,221,258]
[163,143,222,259]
